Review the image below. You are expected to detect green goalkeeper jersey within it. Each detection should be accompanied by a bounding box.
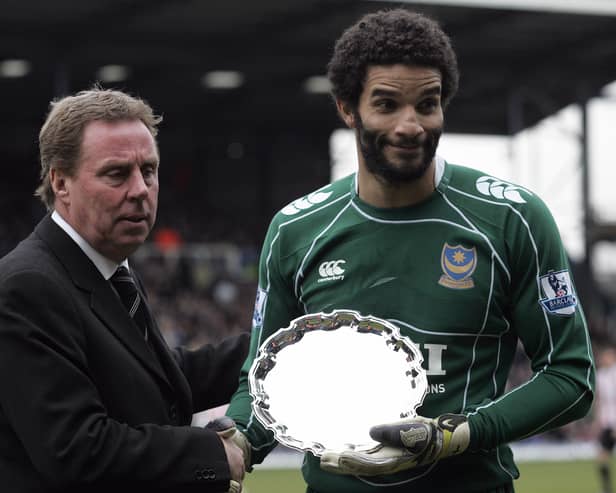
[227,157,595,492]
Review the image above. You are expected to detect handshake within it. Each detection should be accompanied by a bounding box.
[206,417,253,493]
[320,413,470,476]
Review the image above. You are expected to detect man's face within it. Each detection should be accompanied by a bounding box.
[351,64,444,184]
[54,119,159,262]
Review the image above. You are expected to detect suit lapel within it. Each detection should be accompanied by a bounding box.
[146,310,194,421]
[133,274,194,421]
[35,215,174,391]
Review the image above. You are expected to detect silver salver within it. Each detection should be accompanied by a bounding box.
[248,309,428,456]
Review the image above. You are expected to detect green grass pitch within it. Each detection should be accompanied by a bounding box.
[243,458,613,492]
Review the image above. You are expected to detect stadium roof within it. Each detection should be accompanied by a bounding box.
[396,0,616,16]
[2,0,616,156]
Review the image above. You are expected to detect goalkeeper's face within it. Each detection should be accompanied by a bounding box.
[352,64,443,185]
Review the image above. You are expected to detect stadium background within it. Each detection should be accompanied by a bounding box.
[2,1,616,490]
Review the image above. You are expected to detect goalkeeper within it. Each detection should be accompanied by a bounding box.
[221,8,595,493]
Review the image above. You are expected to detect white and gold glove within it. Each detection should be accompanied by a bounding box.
[320,413,470,476]
[227,480,241,493]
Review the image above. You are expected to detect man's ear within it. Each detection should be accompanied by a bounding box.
[335,99,356,129]
[50,167,70,205]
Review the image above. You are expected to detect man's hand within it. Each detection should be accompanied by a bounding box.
[219,431,244,489]
[206,417,252,492]
[320,414,469,476]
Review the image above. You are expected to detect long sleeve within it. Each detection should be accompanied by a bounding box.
[226,214,304,465]
[467,192,595,450]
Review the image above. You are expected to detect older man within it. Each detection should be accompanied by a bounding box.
[0,87,248,492]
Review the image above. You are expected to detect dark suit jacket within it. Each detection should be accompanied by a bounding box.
[0,214,249,492]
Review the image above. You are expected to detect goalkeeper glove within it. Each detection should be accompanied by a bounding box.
[320,413,469,476]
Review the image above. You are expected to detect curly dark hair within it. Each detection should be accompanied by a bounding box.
[327,8,459,110]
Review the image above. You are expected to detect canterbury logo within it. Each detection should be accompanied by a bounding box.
[318,260,346,282]
[281,190,333,216]
[475,176,531,204]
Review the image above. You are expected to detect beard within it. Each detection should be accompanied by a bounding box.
[355,112,442,185]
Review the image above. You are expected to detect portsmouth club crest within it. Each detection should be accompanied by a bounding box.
[438,243,477,289]
[539,270,577,316]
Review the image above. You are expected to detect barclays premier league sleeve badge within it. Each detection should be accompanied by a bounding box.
[539,270,577,316]
[252,288,267,328]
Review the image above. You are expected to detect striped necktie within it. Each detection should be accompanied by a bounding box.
[110,266,149,340]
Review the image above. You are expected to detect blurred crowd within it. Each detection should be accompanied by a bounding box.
[131,232,259,348]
